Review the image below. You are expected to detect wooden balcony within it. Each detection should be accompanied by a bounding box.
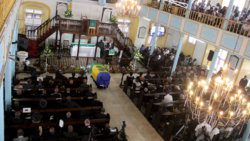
[189,10,224,28]
[0,0,15,32]
[147,2,250,37]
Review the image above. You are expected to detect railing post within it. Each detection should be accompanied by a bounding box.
[76,34,81,60]
[94,36,99,60]
[59,32,62,55]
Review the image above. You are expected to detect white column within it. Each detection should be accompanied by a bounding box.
[159,0,165,10]
[0,84,4,141]
[185,0,194,18]
[171,33,185,75]
[4,59,12,110]
[149,24,159,55]
[242,120,250,141]
[223,0,235,29]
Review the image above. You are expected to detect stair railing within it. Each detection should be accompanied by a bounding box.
[27,15,59,41]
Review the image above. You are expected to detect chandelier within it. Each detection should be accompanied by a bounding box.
[185,65,250,128]
[115,0,141,17]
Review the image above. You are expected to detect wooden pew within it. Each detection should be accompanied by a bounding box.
[12,106,103,114]
[8,118,110,129]
[151,100,185,129]
[12,96,96,102]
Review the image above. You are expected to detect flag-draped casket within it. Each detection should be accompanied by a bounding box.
[91,64,110,88]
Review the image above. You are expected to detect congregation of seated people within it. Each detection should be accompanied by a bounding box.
[5,71,118,141]
[120,45,208,140]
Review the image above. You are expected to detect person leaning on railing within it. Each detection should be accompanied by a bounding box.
[242,19,250,37]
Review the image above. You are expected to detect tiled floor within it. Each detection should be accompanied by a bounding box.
[89,73,164,141]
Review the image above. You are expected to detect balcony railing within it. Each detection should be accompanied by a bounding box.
[189,10,224,28]
[148,2,250,37]
[0,0,15,32]
[163,4,186,17]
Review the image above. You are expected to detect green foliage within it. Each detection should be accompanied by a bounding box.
[132,49,143,61]
[40,46,53,58]
[109,16,118,24]
[65,9,73,18]
[103,64,110,72]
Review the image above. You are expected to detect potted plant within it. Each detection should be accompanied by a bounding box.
[65,9,73,18]
[109,15,118,24]
[40,46,53,72]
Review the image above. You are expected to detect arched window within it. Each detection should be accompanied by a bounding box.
[24,9,43,35]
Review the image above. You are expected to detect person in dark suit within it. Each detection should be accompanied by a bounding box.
[45,127,58,141]
[239,75,248,90]
[67,79,76,89]
[98,40,105,58]
[80,119,92,136]
[63,125,78,138]
[50,87,62,98]
[126,73,134,87]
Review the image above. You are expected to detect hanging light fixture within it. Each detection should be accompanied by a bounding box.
[185,65,250,129]
[115,0,141,17]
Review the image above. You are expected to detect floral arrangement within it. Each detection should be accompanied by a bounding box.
[103,64,110,72]
[132,49,143,61]
[65,9,73,18]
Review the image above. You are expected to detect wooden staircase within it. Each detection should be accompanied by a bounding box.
[27,15,59,57]
[26,15,135,59]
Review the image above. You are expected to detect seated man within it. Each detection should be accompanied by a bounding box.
[36,78,44,89]
[64,111,72,121]
[13,129,29,141]
[162,93,174,112]
[64,96,80,108]
[133,77,142,95]
[126,73,134,88]
[50,87,62,98]
[79,78,90,94]
[67,79,76,89]
[80,119,92,140]
[45,127,58,141]
[144,71,151,81]
[63,125,78,138]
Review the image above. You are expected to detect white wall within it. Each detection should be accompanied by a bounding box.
[23,0,116,20]
[165,28,181,49]
[134,17,150,48]
[192,40,207,65]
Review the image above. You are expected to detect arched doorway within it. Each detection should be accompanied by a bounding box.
[18,2,51,34]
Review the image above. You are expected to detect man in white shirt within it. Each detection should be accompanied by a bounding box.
[162,93,173,112]
[13,129,29,141]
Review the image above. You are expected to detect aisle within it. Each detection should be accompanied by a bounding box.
[89,73,164,141]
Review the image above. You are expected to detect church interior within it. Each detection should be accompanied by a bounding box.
[1,0,250,140]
